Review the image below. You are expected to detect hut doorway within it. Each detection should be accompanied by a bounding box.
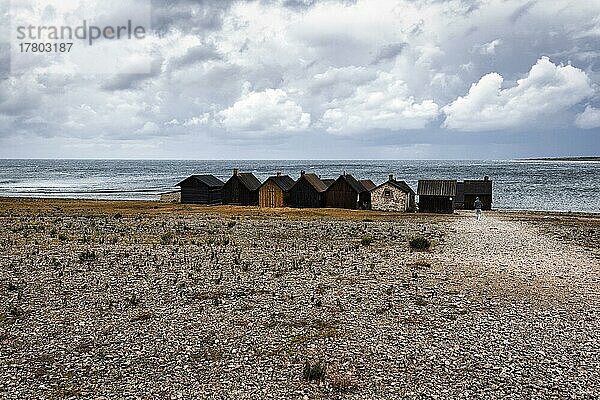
[265,186,277,208]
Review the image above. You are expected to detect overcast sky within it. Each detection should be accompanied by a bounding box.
[1,0,599,159]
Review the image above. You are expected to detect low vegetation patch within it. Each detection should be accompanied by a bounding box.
[9,305,25,318]
[207,236,230,246]
[78,250,97,262]
[415,296,428,306]
[303,361,326,382]
[409,236,431,250]
[360,235,374,246]
[414,260,432,268]
[160,231,174,245]
[131,311,154,322]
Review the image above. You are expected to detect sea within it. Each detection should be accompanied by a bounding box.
[0,159,598,213]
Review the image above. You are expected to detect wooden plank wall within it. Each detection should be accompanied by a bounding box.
[259,181,284,208]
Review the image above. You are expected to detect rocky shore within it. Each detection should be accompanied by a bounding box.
[1,198,599,399]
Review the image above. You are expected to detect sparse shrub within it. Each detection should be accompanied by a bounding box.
[131,311,154,322]
[114,213,123,219]
[79,250,97,262]
[363,218,374,222]
[409,236,430,250]
[207,236,229,246]
[360,235,374,246]
[414,260,432,268]
[227,221,236,228]
[9,305,25,319]
[7,282,18,292]
[160,231,174,245]
[191,349,223,362]
[58,233,68,242]
[126,293,140,306]
[303,361,326,382]
[415,297,428,306]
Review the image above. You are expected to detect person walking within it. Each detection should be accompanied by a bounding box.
[474,197,482,221]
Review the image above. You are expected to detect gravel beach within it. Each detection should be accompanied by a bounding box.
[1,198,599,399]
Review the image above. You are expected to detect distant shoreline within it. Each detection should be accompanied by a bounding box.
[520,156,600,161]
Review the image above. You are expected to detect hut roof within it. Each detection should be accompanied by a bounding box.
[263,175,296,191]
[300,173,329,192]
[332,174,367,193]
[234,172,262,191]
[417,180,457,197]
[321,179,336,188]
[463,179,492,195]
[374,179,414,194]
[359,179,376,191]
[176,174,224,188]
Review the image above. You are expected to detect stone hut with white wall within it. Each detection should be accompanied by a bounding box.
[370,175,415,212]
[160,190,181,203]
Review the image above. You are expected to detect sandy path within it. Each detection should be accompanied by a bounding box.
[438,211,600,306]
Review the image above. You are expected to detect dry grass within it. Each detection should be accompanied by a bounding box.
[0,197,457,223]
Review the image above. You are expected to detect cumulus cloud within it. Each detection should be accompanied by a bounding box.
[442,57,594,131]
[575,106,600,129]
[219,88,310,134]
[320,72,439,134]
[2,0,600,158]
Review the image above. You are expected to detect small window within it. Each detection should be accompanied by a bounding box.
[384,189,392,197]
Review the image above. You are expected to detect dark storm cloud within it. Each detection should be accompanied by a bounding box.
[0,43,10,79]
[100,73,153,91]
[170,43,222,68]
[150,0,234,35]
[509,0,537,23]
[277,0,357,9]
[101,58,163,91]
[0,0,9,79]
[372,42,408,64]
[280,0,318,9]
[0,95,41,116]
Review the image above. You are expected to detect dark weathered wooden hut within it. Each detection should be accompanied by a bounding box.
[417,179,456,213]
[221,169,261,206]
[258,173,295,208]
[289,171,328,208]
[455,176,493,210]
[324,173,370,209]
[370,174,415,212]
[176,175,224,205]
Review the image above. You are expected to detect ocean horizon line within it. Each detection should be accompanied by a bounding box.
[1,157,598,162]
